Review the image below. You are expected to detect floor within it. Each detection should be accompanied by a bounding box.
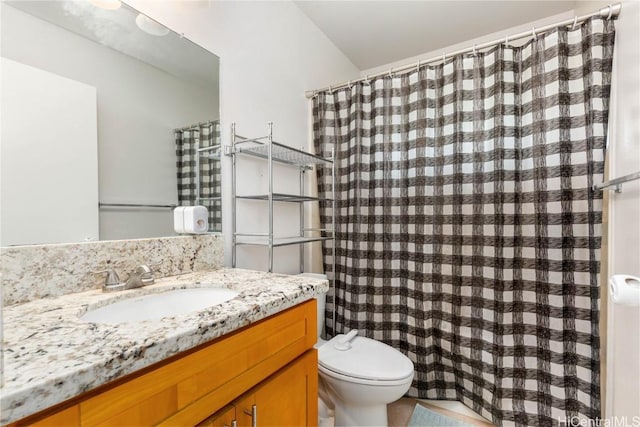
[387,398,494,427]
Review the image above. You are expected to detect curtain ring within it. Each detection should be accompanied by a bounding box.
[364,75,370,85]
[328,84,333,93]
[504,35,509,46]
[607,4,613,20]
[532,27,537,40]
[416,60,420,74]
[472,44,477,56]
[572,16,578,30]
[388,68,394,78]
[442,52,446,63]
[347,80,352,90]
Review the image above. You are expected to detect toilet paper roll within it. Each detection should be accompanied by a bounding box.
[183,205,208,234]
[173,207,185,234]
[609,274,640,307]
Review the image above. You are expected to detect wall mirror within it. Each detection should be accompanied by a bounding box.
[0,0,221,246]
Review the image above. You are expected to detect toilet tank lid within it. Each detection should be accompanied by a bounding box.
[297,273,328,280]
[318,335,414,381]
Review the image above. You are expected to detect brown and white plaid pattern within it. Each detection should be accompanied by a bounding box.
[175,121,222,232]
[313,18,614,426]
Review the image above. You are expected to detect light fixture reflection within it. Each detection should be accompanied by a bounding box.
[89,0,122,10]
[135,13,170,37]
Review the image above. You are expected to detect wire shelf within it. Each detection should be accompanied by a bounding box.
[235,235,333,247]
[236,193,332,203]
[234,139,332,167]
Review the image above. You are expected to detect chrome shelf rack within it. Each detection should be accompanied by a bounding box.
[229,122,336,275]
[233,139,332,168]
[237,193,330,203]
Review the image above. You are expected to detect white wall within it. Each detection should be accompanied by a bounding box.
[605,1,640,420]
[1,3,218,241]
[0,58,99,246]
[124,0,360,272]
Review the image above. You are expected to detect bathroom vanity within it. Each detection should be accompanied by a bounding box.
[0,269,328,426]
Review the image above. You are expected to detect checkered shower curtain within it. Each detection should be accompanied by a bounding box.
[175,121,222,232]
[313,18,614,426]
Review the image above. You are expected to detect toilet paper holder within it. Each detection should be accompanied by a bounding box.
[609,274,640,307]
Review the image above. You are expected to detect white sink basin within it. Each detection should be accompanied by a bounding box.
[79,288,239,324]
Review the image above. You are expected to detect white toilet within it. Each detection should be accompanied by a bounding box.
[299,273,415,427]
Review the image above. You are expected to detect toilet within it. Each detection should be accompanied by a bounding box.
[298,273,415,427]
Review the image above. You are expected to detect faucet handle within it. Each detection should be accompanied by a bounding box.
[92,268,126,292]
[146,262,163,277]
[134,264,152,274]
[134,264,155,285]
[93,268,121,285]
[147,262,162,272]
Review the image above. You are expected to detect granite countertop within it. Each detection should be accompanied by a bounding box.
[0,268,329,425]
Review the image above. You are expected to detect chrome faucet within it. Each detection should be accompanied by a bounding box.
[95,264,155,292]
[124,264,155,289]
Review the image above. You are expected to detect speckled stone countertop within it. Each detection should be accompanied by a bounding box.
[0,268,328,425]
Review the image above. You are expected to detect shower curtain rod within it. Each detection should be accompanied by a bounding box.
[304,3,621,99]
[175,120,217,132]
[99,202,177,209]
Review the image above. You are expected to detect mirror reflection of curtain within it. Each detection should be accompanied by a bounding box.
[175,121,221,232]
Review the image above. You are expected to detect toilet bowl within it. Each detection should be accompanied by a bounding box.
[297,273,414,426]
[317,332,414,426]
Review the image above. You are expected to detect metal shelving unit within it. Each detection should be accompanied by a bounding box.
[229,122,335,275]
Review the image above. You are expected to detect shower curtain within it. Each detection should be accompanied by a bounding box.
[313,18,614,426]
[175,121,222,231]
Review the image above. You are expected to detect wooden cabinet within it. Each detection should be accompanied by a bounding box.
[250,350,317,427]
[28,407,79,427]
[197,405,236,427]
[199,350,317,427]
[10,300,317,427]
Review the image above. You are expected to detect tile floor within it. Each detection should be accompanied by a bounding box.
[387,397,494,427]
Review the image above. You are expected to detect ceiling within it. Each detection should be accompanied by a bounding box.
[6,0,219,88]
[295,1,579,70]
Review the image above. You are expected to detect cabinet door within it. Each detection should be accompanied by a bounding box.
[197,405,236,427]
[234,392,256,427]
[238,350,317,427]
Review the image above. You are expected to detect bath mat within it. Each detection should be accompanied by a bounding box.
[407,404,475,427]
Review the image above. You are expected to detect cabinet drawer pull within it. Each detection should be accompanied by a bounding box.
[232,421,237,427]
[243,405,257,427]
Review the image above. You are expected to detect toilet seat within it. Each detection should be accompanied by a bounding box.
[314,337,327,349]
[318,334,414,384]
[318,363,414,386]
